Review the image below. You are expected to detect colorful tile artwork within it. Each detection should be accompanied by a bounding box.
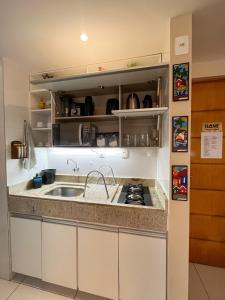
[173,63,189,101]
[172,116,188,152]
[172,165,188,201]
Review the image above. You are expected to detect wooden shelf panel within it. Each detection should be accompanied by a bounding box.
[32,127,52,131]
[55,115,118,122]
[31,109,51,114]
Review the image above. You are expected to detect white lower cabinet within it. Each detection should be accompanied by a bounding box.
[10,216,42,278]
[42,221,77,289]
[78,226,119,300]
[119,232,166,300]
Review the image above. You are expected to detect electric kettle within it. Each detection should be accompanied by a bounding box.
[126,93,140,109]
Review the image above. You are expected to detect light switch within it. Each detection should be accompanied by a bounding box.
[175,35,189,55]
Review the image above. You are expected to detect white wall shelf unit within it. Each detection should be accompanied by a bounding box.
[30,63,169,148]
[29,88,53,147]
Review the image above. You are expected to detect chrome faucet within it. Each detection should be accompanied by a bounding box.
[83,170,109,199]
[67,159,79,174]
[98,165,116,185]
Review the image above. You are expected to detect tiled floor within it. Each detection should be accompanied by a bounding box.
[1,264,225,300]
[0,279,71,300]
[189,263,225,300]
[0,278,107,300]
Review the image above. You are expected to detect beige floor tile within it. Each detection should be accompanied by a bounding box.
[0,279,19,300]
[76,291,110,300]
[8,284,72,300]
[195,263,225,300]
[189,264,209,300]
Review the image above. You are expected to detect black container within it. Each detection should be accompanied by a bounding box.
[41,169,56,184]
[52,124,60,146]
[143,95,153,108]
[60,95,73,117]
[84,96,94,116]
[106,98,119,114]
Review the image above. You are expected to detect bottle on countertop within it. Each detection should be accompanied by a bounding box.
[32,173,42,189]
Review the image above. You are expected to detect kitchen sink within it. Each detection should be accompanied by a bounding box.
[45,186,84,197]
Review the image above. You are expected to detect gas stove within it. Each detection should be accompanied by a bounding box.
[117,184,153,206]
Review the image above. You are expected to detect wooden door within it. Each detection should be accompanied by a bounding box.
[190,79,225,267]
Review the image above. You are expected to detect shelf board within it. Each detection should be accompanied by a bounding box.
[32,127,52,131]
[31,108,51,113]
[30,89,49,94]
[112,107,168,118]
[55,114,118,122]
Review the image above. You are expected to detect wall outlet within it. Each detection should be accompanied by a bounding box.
[122,149,129,159]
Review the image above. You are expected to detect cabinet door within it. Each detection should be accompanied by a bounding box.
[119,232,166,300]
[78,226,118,300]
[42,221,77,289]
[10,217,42,278]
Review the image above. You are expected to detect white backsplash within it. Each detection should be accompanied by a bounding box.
[7,148,48,186]
[47,147,157,179]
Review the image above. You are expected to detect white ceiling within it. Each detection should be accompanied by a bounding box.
[0,0,224,72]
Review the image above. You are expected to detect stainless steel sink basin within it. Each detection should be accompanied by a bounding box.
[45,186,84,197]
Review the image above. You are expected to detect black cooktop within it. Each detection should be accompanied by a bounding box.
[117,184,153,206]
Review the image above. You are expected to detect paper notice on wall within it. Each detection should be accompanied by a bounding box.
[201,131,223,159]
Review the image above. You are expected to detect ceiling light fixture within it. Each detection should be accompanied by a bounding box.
[80,33,88,42]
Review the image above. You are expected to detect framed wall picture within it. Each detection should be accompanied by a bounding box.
[173,63,189,101]
[172,116,188,152]
[172,165,188,201]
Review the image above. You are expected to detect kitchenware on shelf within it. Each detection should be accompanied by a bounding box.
[38,98,46,109]
[36,122,43,128]
[84,96,94,116]
[96,132,119,147]
[133,134,138,147]
[106,98,119,114]
[71,101,85,116]
[126,93,140,109]
[52,124,60,146]
[32,174,42,189]
[60,95,72,117]
[143,95,153,108]
[146,133,150,146]
[124,134,132,147]
[11,141,28,159]
[139,134,146,146]
[79,123,97,146]
[97,134,106,147]
[41,169,56,184]
[108,133,118,147]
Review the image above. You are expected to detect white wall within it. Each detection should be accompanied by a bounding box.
[167,14,192,300]
[47,147,157,179]
[3,59,49,186]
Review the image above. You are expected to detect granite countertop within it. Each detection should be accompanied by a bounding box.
[8,176,168,233]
